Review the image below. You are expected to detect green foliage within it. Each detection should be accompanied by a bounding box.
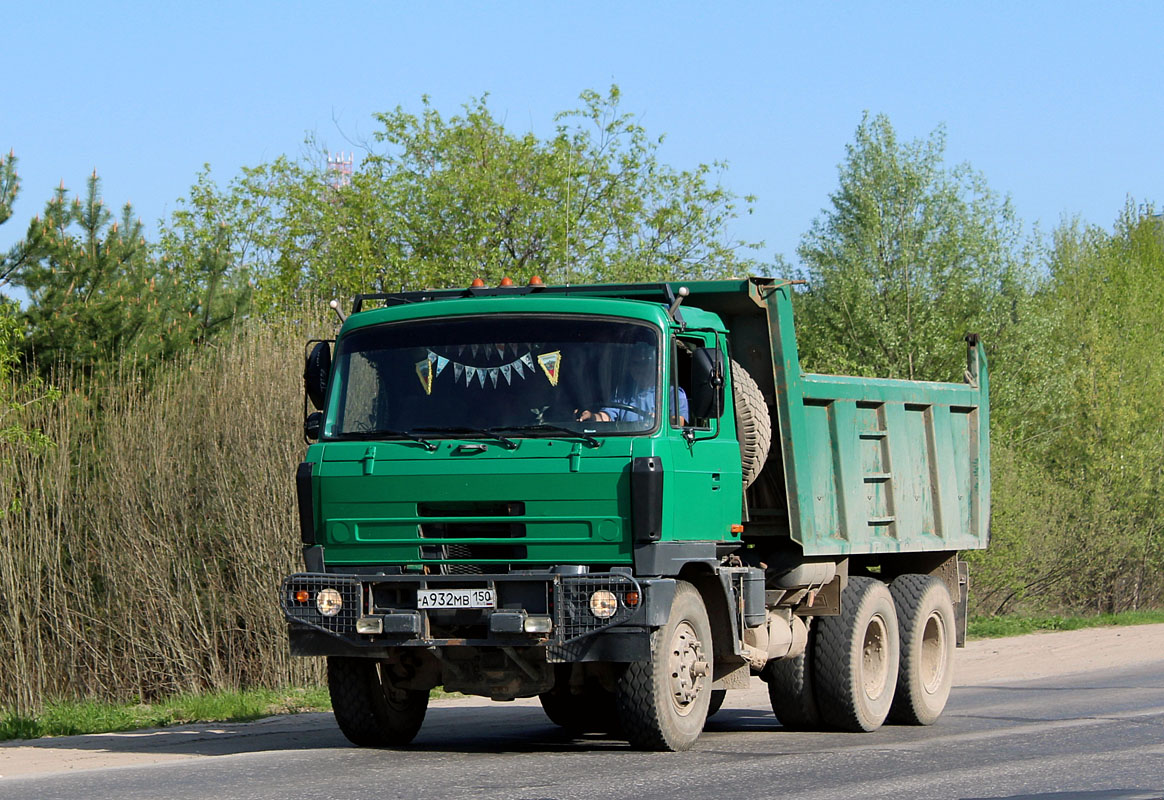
[163,87,762,309]
[791,113,1030,381]
[1005,207,1164,613]
[967,609,1164,640]
[0,152,58,518]
[11,171,249,375]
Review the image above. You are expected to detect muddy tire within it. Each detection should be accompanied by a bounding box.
[731,360,771,489]
[888,574,956,725]
[539,671,619,734]
[706,688,727,719]
[615,581,712,751]
[813,577,900,732]
[762,620,821,729]
[327,656,428,747]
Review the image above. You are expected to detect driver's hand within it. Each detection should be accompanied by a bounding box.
[576,409,611,422]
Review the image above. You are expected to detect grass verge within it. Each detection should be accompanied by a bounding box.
[967,608,1164,639]
[0,685,466,742]
[0,687,331,742]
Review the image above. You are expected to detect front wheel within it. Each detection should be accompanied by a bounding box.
[615,581,712,751]
[327,656,429,747]
[539,668,620,734]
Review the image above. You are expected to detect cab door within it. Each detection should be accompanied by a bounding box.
[666,334,741,542]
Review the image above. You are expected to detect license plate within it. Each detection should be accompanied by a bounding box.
[417,588,495,609]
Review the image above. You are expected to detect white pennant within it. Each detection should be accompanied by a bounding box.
[489,368,499,388]
[434,355,449,376]
[501,364,513,384]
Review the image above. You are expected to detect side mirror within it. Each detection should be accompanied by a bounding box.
[690,346,725,419]
[305,341,332,410]
[304,411,322,441]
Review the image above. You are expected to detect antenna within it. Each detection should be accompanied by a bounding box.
[326,151,353,190]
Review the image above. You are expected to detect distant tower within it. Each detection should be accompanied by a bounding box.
[326,151,353,189]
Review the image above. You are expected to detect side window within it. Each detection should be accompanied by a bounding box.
[670,336,712,430]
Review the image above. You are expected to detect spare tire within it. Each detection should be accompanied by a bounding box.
[732,360,772,488]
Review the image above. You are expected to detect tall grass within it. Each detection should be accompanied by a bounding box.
[0,312,328,714]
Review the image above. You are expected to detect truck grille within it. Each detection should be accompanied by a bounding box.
[417,501,526,574]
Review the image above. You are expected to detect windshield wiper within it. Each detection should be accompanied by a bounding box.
[331,429,437,451]
[489,424,600,449]
[412,426,517,450]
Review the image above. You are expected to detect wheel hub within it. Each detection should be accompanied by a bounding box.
[668,621,709,714]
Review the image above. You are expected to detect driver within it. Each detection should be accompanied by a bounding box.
[576,343,689,425]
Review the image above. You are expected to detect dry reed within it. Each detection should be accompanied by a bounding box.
[0,311,331,714]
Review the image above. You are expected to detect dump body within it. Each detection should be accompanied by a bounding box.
[674,277,990,556]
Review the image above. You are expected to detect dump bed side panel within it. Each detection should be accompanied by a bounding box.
[754,279,990,557]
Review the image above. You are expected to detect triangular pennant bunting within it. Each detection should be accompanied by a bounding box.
[415,356,434,395]
[537,350,562,387]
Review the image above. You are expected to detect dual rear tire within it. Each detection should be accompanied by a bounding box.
[764,574,956,732]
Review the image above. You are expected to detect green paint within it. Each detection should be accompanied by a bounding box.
[303,277,988,574]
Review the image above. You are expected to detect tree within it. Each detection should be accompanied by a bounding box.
[11,172,249,375]
[1014,207,1164,611]
[0,151,57,516]
[790,113,1029,382]
[163,87,762,309]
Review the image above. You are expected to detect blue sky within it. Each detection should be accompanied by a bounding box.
[5,2,1162,289]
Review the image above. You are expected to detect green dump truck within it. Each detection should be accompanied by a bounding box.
[281,276,989,751]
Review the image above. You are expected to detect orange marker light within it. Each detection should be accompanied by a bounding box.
[294,590,310,603]
[730,524,744,534]
[499,276,514,286]
[528,275,544,286]
[624,590,641,607]
[470,278,486,288]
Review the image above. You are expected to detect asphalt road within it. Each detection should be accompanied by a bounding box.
[1,659,1161,800]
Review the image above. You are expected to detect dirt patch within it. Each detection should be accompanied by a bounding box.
[1,624,1162,779]
[955,622,1164,685]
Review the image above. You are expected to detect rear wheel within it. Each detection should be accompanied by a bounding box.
[615,581,712,751]
[327,656,429,747]
[889,574,956,725]
[762,620,821,729]
[813,577,899,732]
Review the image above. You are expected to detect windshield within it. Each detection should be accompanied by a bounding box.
[324,315,660,439]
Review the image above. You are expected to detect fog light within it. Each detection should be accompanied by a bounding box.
[356,617,383,634]
[589,590,618,619]
[524,615,553,633]
[316,588,343,617]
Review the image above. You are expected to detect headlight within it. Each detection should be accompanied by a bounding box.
[316,588,343,617]
[589,590,618,619]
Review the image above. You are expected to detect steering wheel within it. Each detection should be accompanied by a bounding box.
[606,402,653,419]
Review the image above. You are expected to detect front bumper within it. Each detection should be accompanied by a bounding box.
[281,571,664,662]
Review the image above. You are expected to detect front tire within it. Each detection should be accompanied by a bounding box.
[813,577,900,732]
[889,574,956,725]
[539,669,619,734]
[615,581,713,751]
[327,656,429,747]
